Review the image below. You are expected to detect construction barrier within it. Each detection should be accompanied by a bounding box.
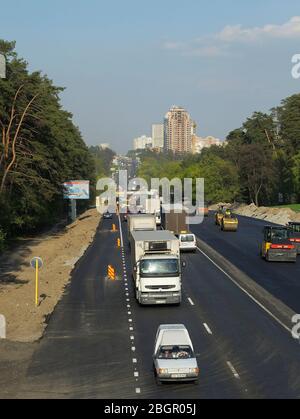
[108,265,116,280]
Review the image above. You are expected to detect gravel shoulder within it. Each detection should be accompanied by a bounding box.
[0,209,101,342]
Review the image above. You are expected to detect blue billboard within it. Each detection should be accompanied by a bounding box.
[63,181,90,200]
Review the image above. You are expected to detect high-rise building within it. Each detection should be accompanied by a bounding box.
[152,124,164,149]
[164,106,192,153]
[133,135,152,150]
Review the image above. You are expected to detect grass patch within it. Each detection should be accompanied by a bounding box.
[271,204,300,212]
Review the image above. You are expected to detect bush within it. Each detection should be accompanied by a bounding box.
[0,227,6,253]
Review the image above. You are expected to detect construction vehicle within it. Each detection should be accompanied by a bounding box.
[221,209,239,232]
[261,226,297,262]
[215,206,225,226]
[288,222,300,254]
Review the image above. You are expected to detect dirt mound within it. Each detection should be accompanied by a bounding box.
[0,209,101,342]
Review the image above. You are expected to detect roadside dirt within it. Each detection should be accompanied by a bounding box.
[0,209,101,343]
[210,203,300,225]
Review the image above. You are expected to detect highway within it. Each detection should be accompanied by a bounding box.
[191,214,300,314]
[2,214,300,399]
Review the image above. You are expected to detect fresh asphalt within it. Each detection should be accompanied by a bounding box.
[191,214,300,313]
[2,214,300,399]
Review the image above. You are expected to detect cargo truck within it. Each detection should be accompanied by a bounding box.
[161,205,188,237]
[127,214,156,242]
[131,230,183,305]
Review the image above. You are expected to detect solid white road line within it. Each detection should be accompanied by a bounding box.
[196,246,293,335]
[203,323,213,335]
[227,361,240,379]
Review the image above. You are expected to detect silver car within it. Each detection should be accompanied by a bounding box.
[153,325,199,384]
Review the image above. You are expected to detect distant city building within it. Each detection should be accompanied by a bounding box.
[164,106,192,154]
[191,135,223,154]
[133,135,153,150]
[152,124,164,149]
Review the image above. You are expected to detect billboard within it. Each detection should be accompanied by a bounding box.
[63,181,90,200]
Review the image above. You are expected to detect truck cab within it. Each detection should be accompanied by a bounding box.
[261,226,297,262]
[131,231,183,305]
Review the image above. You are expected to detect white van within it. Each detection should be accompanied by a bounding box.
[179,233,197,252]
[153,325,199,384]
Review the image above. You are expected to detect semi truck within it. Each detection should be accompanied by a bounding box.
[130,230,183,305]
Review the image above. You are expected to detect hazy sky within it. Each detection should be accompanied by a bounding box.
[1,0,300,152]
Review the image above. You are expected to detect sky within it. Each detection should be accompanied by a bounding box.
[1,0,300,153]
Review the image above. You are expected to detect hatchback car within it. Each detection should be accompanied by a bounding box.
[153,325,199,384]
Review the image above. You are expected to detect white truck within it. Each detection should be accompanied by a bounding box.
[127,214,156,242]
[145,197,161,226]
[131,230,184,305]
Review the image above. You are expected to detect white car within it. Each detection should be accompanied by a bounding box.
[153,325,199,384]
[179,234,197,252]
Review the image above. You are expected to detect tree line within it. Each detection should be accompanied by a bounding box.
[137,94,300,207]
[0,40,96,251]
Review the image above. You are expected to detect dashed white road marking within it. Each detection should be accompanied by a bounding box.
[134,372,139,378]
[203,323,213,335]
[118,214,124,248]
[188,297,195,306]
[133,358,137,364]
[135,388,141,394]
[227,361,240,379]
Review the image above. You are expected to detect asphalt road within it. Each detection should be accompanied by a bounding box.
[2,214,300,399]
[190,213,300,314]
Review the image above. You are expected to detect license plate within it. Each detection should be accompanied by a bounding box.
[171,374,187,378]
[156,300,166,304]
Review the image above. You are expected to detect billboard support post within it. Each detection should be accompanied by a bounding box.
[70,199,77,222]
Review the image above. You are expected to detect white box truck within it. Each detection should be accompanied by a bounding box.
[145,198,161,226]
[131,230,183,305]
[127,214,156,242]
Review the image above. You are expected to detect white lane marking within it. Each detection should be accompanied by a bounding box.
[129,319,133,323]
[196,246,293,335]
[133,358,137,364]
[227,361,240,379]
[131,347,136,352]
[188,297,195,306]
[203,323,213,335]
[134,372,139,378]
[118,213,124,248]
[130,335,135,340]
[129,327,134,331]
[136,388,141,394]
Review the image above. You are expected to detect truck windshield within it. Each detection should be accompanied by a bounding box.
[140,259,179,277]
[290,224,300,234]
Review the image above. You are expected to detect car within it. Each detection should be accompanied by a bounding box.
[153,325,199,384]
[179,233,197,252]
[103,211,113,220]
[288,222,300,254]
[261,226,297,262]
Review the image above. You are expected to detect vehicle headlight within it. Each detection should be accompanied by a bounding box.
[158,368,168,375]
[189,368,199,374]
